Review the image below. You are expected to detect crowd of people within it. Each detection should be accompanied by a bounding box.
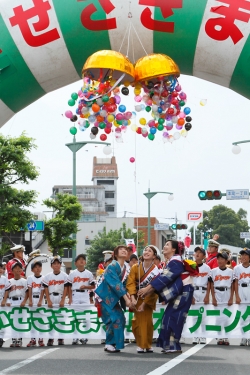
[0,237,250,353]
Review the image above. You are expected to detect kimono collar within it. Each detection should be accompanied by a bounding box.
[169,255,182,263]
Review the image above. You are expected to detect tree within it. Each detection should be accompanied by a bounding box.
[0,133,39,255]
[197,205,249,247]
[43,193,82,256]
[87,223,145,271]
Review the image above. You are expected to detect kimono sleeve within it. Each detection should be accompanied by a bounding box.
[104,263,127,298]
[126,264,138,296]
[151,260,184,292]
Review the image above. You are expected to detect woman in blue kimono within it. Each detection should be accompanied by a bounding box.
[138,240,194,354]
[95,245,133,353]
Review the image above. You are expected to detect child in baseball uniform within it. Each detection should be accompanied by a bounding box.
[43,256,68,346]
[234,248,250,346]
[68,254,95,345]
[192,247,211,345]
[210,251,234,345]
[26,260,45,347]
[2,262,28,347]
[0,263,11,348]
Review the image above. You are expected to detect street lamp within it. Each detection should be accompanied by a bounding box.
[232,140,250,154]
[66,135,111,269]
[143,188,174,245]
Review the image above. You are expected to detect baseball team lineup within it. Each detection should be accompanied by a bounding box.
[1,237,250,353]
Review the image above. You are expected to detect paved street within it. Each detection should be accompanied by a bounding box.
[0,338,249,375]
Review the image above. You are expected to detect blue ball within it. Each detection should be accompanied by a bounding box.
[118,105,126,113]
[184,107,191,115]
[157,107,163,113]
[150,127,157,134]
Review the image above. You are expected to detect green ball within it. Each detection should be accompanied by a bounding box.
[179,100,185,106]
[102,95,109,103]
[71,92,78,100]
[158,124,164,131]
[148,133,155,141]
[84,121,90,128]
[99,122,106,129]
[158,118,165,125]
[116,120,122,125]
[70,127,77,135]
[68,99,75,107]
[145,106,151,112]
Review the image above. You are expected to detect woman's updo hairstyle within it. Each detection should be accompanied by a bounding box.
[168,240,185,255]
[113,245,128,260]
[141,245,158,261]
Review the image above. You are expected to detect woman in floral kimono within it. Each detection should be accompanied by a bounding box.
[95,245,133,353]
[138,240,196,354]
[127,245,160,353]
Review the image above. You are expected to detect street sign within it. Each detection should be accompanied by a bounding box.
[186,211,203,222]
[26,220,44,231]
[240,232,250,239]
[154,223,169,231]
[226,189,249,200]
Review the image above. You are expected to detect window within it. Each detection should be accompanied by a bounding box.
[106,205,115,212]
[105,191,115,198]
[85,239,91,245]
[97,180,114,185]
[63,248,72,258]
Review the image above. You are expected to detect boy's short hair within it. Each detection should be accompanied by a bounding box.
[217,252,228,260]
[11,261,23,270]
[75,254,86,262]
[31,260,42,270]
[130,254,138,262]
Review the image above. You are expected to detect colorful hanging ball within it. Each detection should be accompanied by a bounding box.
[70,115,78,122]
[68,99,75,107]
[148,133,155,141]
[150,127,157,135]
[121,87,129,95]
[71,92,78,100]
[100,134,107,141]
[130,157,135,163]
[186,116,192,122]
[70,127,77,135]
[118,105,126,113]
[184,107,191,115]
[65,110,73,118]
[185,123,192,131]
[102,95,110,102]
[145,106,151,112]
[91,126,99,135]
[99,122,106,129]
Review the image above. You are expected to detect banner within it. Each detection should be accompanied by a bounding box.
[1,304,250,339]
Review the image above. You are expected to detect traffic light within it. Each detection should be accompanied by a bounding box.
[198,190,222,200]
[171,224,188,230]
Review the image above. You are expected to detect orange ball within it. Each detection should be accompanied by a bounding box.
[177,118,185,126]
[92,103,100,112]
[96,115,104,122]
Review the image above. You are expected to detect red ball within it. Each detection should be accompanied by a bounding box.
[100,134,107,141]
[104,127,111,134]
[136,127,142,134]
[130,157,135,163]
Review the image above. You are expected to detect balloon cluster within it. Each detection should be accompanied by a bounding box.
[65,62,192,144]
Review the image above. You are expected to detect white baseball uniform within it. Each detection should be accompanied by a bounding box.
[193,264,211,302]
[211,267,234,303]
[68,269,94,304]
[27,275,44,305]
[234,264,250,302]
[0,275,11,302]
[43,271,68,304]
[8,278,27,306]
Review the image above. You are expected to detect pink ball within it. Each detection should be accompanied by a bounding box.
[124,112,132,120]
[65,110,73,119]
[114,95,121,104]
[106,122,112,129]
[135,95,142,102]
[142,132,148,138]
[148,120,155,128]
[115,128,121,133]
[179,112,185,119]
[130,157,135,163]
[116,113,124,121]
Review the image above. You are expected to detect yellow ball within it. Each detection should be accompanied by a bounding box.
[139,118,146,125]
[107,114,114,122]
[113,121,120,128]
[135,83,142,90]
[131,124,137,132]
[123,80,130,87]
[127,120,131,125]
[134,89,141,95]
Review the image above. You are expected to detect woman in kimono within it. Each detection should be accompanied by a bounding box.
[127,245,160,353]
[138,240,194,354]
[95,245,133,353]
